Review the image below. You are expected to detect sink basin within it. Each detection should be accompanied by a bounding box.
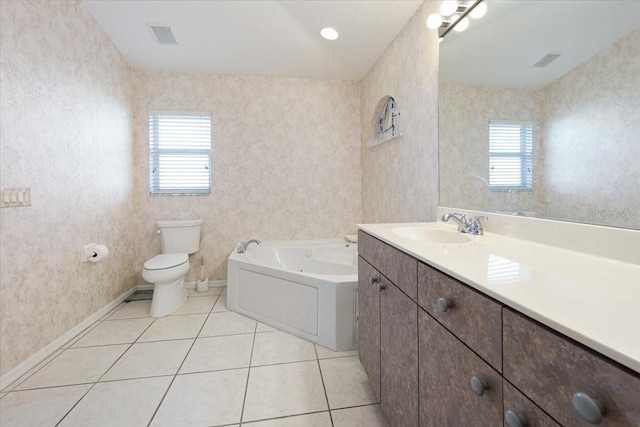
[392,226,472,244]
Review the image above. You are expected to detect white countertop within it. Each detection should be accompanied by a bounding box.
[358,221,640,373]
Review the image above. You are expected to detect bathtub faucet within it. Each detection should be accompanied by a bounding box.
[237,239,262,253]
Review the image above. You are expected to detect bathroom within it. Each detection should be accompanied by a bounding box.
[0,0,638,426]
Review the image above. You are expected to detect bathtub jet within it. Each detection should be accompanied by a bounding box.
[227,239,359,351]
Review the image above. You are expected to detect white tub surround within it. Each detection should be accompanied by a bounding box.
[227,240,358,351]
[358,216,640,373]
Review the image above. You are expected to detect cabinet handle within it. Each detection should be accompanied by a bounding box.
[505,410,527,427]
[470,376,488,396]
[376,282,386,292]
[437,297,452,312]
[370,275,379,286]
[572,392,605,424]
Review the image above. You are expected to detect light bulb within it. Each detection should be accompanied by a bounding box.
[320,27,339,40]
[440,0,458,17]
[426,14,443,30]
[469,2,487,19]
[453,17,469,32]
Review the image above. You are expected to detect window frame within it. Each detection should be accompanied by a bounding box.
[148,111,212,196]
[488,120,533,192]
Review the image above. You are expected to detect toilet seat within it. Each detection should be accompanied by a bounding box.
[144,253,188,270]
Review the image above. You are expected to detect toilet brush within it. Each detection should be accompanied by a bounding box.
[197,255,209,292]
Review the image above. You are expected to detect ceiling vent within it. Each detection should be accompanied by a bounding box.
[149,23,178,45]
[532,52,562,68]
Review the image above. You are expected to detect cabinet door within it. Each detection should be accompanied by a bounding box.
[503,379,560,427]
[358,256,381,399]
[419,308,502,427]
[503,308,640,426]
[381,280,419,426]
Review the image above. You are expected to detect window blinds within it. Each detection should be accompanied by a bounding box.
[149,112,211,195]
[489,120,533,191]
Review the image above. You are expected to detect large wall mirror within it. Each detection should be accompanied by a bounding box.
[438,0,640,230]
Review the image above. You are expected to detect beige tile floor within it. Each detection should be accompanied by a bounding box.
[0,287,389,427]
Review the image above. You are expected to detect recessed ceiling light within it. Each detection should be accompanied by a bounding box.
[320,27,339,41]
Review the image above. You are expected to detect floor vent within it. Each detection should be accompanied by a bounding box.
[125,290,153,302]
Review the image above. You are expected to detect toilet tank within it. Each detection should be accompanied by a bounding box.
[157,219,203,254]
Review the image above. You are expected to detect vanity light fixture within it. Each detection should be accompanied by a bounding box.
[320,27,339,41]
[426,0,487,38]
[453,17,469,32]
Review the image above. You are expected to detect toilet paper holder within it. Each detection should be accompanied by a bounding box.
[81,243,109,263]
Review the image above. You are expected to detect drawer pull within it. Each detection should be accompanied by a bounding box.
[470,376,488,396]
[437,297,452,312]
[572,392,604,424]
[505,410,527,427]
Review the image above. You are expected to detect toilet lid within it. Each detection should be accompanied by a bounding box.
[144,254,188,270]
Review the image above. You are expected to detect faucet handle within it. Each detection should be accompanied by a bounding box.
[468,216,488,235]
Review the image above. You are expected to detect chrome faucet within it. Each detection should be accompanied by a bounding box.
[237,239,261,253]
[441,213,468,232]
[442,213,487,235]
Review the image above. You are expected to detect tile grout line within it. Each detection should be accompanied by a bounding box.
[238,320,259,425]
[315,346,335,427]
[54,305,159,426]
[146,294,220,427]
[239,409,332,426]
[1,302,129,393]
[54,382,98,427]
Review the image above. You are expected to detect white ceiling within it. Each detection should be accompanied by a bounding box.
[440,0,640,88]
[82,0,423,81]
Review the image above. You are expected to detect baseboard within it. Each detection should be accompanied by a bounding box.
[0,286,137,391]
[183,279,227,290]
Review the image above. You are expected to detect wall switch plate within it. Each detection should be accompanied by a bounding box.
[0,188,31,208]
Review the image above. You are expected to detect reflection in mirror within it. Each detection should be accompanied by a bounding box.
[438,0,640,229]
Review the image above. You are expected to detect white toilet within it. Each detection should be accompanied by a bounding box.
[142,219,203,317]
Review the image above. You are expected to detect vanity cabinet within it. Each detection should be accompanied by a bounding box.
[503,308,640,426]
[381,276,419,425]
[503,380,560,427]
[418,262,502,372]
[358,231,419,426]
[419,308,502,426]
[357,257,381,399]
[358,230,640,427]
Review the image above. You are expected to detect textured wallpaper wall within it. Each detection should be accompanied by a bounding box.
[130,72,362,283]
[360,1,440,223]
[0,1,137,376]
[539,28,640,229]
[0,0,436,379]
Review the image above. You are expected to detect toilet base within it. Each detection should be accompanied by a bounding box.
[150,276,187,317]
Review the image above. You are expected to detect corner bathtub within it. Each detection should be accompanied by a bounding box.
[227,239,358,351]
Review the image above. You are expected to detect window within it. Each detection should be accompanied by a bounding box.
[149,111,211,195]
[489,120,533,191]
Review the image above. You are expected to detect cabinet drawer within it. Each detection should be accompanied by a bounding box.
[503,380,560,427]
[419,308,502,426]
[503,308,640,426]
[358,230,417,301]
[358,230,385,271]
[417,262,502,371]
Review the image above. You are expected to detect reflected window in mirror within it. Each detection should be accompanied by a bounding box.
[489,120,532,192]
